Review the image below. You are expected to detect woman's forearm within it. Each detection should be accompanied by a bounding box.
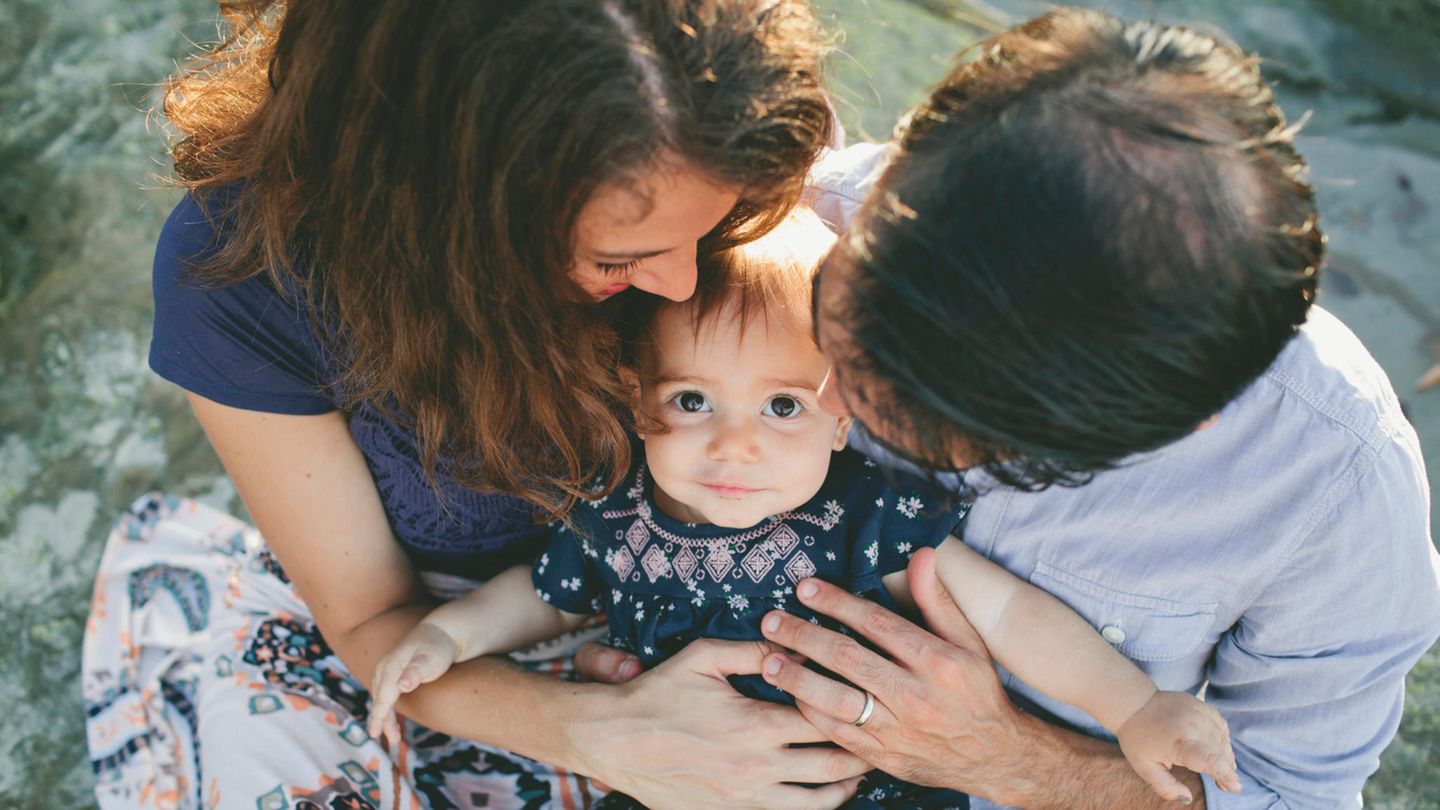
[186,399,611,774]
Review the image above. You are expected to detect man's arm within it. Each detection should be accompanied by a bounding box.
[1197,442,1439,808]
[761,439,1439,809]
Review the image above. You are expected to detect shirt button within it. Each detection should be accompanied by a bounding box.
[1101,625,1126,645]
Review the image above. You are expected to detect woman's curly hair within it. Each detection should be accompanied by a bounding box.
[164,0,833,519]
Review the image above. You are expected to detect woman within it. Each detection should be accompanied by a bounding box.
[83,1,868,807]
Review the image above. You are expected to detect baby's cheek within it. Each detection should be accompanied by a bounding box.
[782,437,836,505]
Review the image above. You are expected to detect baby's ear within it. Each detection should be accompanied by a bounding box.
[832,415,854,451]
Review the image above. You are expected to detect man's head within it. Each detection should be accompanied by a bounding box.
[815,7,1323,487]
[636,209,853,528]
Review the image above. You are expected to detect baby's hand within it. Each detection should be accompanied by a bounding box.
[366,622,460,746]
[1116,690,1242,803]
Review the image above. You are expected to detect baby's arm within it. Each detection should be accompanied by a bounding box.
[366,564,587,743]
[884,537,1241,802]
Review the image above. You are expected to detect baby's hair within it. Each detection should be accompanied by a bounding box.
[674,206,836,342]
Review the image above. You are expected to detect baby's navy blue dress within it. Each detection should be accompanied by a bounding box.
[533,449,971,809]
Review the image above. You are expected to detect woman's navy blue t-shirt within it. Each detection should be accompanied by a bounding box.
[150,193,548,578]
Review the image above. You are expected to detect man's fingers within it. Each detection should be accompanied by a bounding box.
[790,578,939,663]
[794,700,885,764]
[760,609,899,701]
[907,547,987,652]
[572,641,643,684]
[761,653,869,726]
[1131,759,1193,804]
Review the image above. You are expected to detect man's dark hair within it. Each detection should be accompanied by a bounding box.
[825,7,1323,488]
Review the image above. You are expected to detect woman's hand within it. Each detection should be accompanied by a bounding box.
[753,547,1048,802]
[568,638,869,809]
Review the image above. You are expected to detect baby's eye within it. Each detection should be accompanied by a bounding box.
[763,395,804,419]
[672,391,711,413]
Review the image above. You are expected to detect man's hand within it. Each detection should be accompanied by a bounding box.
[755,547,1045,801]
[758,547,1209,808]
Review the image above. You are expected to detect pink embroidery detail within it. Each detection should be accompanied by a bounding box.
[784,551,817,583]
[768,524,800,556]
[705,549,735,581]
[742,546,775,583]
[611,547,635,581]
[673,547,698,581]
[625,519,650,555]
[594,464,845,590]
[641,545,672,582]
[776,510,841,532]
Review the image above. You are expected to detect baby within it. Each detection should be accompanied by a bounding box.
[368,210,1242,806]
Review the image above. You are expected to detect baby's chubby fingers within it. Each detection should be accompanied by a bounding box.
[367,654,412,738]
[1170,713,1242,794]
[382,709,404,750]
[366,682,400,740]
[1176,735,1242,793]
[1131,758,1195,805]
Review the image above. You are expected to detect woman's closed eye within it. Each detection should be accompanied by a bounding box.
[763,395,805,419]
[598,259,642,276]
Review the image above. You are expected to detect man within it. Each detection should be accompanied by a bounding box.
[753,8,1439,809]
[578,8,1437,807]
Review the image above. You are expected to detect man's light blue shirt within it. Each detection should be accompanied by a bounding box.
[809,144,1440,809]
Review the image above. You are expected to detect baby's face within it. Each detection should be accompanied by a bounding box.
[639,303,852,529]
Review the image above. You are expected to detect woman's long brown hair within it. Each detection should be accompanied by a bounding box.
[164,0,833,519]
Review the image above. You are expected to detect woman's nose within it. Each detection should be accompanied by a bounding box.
[635,243,699,302]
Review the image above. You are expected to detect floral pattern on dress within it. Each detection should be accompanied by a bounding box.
[531,448,969,742]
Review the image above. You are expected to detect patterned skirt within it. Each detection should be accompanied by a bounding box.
[83,493,609,810]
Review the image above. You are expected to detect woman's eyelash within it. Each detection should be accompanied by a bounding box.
[598,259,641,275]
